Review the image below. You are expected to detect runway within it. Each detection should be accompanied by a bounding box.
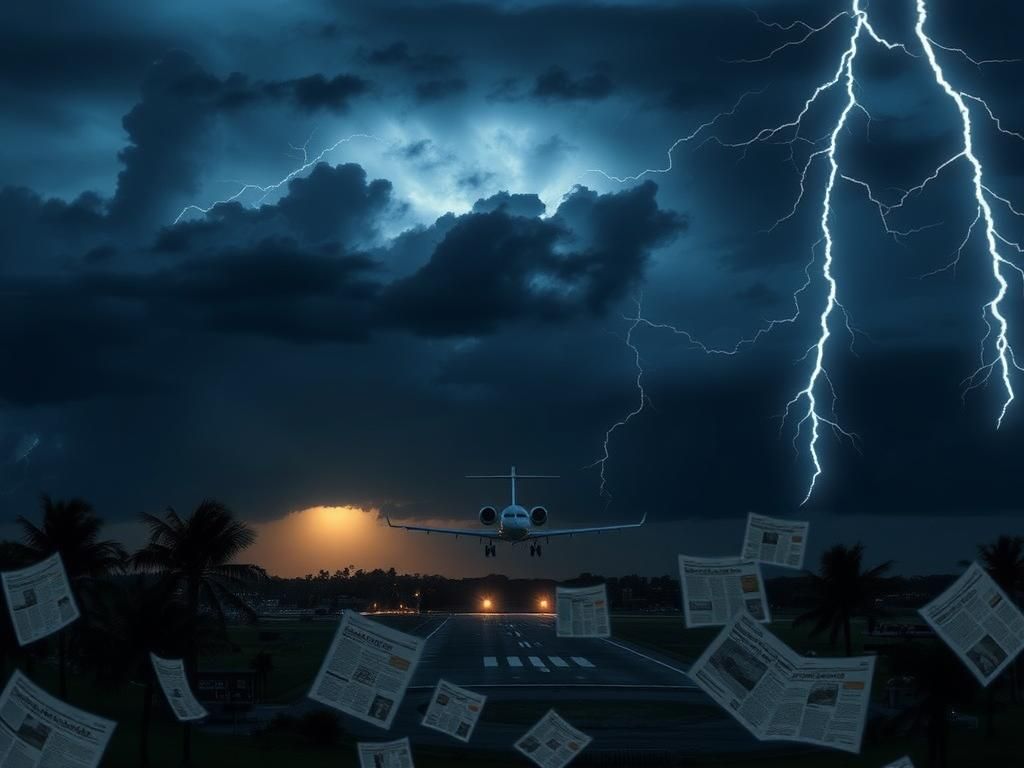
[408,613,694,689]
[333,612,806,759]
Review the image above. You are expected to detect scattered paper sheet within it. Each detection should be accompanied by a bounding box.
[357,737,414,768]
[678,555,771,628]
[309,610,424,729]
[741,513,809,569]
[0,670,116,768]
[1,554,80,646]
[919,561,1024,687]
[514,709,592,768]
[420,679,485,742]
[689,612,875,754]
[882,758,914,768]
[556,584,610,638]
[150,653,208,722]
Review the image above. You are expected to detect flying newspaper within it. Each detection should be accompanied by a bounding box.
[679,555,771,628]
[919,562,1024,687]
[1,553,80,646]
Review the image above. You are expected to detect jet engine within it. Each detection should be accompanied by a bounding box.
[479,506,498,525]
[530,506,548,526]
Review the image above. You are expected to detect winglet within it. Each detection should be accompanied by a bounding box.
[385,512,396,528]
[638,512,647,526]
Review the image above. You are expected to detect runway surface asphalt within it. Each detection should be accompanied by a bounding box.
[322,613,806,757]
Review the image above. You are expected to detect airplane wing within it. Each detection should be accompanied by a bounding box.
[385,513,502,540]
[527,513,647,538]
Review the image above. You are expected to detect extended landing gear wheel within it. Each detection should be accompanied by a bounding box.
[484,544,496,557]
[529,545,536,557]
[536,544,542,557]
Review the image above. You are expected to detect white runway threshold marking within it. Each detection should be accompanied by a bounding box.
[481,655,594,669]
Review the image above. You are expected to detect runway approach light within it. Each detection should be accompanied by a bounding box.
[482,598,493,610]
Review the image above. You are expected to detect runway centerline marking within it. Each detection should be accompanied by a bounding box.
[507,656,523,667]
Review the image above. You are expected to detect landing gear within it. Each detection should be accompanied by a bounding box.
[484,544,496,557]
[530,544,543,558]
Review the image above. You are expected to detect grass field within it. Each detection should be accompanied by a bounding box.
[6,613,1023,766]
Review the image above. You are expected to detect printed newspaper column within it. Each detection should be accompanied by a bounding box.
[309,610,424,729]
[882,758,914,768]
[1,553,80,646]
[514,709,592,768]
[741,513,809,569]
[556,584,610,638]
[357,737,414,768]
[919,562,1024,687]
[0,670,116,768]
[678,555,771,628]
[149,654,208,721]
[421,679,486,742]
[689,612,876,754]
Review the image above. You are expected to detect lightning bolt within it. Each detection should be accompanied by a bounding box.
[172,132,383,224]
[587,0,1022,503]
[912,0,1023,427]
[588,296,649,501]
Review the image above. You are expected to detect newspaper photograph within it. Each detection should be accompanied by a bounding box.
[514,709,592,768]
[1,553,80,646]
[882,758,914,768]
[0,670,115,768]
[556,584,610,638]
[309,610,424,729]
[919,561,1024,687]
[678,555,771,628]
[357,737,414,768]
[741,513,809,570]
[149,653,207,722]
[689,612,875,754]
[420,679,486,742]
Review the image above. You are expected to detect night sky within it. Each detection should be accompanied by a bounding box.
[2,0,1023,577]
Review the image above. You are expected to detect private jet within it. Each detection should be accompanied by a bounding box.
[385,466,646,557]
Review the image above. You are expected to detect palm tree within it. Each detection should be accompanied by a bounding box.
[0,541,31,678]
[132,500,264,766]
[885,641,978,768]
[972,535,1024,712]
[84,577,189,768]
[16,495,127,698]
[793,542,893,656]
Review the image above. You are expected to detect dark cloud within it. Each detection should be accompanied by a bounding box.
[365,41,457,73]
[415,78,468,102]
[532,67,613,101]
[154,163,394,251]
[264,74,369,113]
[381,182,683,336]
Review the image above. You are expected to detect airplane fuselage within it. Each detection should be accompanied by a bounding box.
[497,504,532,541]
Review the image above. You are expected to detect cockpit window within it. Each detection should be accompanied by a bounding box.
[517,512,527,518]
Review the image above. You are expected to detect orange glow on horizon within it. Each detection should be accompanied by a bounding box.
[244,505,492,578]
[482,598,493,610]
